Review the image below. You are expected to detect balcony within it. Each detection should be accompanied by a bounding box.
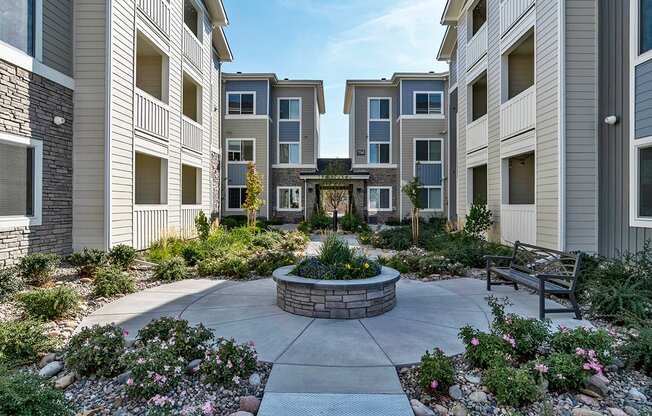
[135,88,169,140]
[500,204,536,245]
[182,116,203,153]
[467,115,488,153]
[133,205,169,250]
[466,23,487,70]
[501,0,535,36]
[137,0,170,38]
[183,26,203,72]
[500,86,535,139]
[181,206,203,238]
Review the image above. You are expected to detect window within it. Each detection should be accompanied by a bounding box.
[641,0,652,54]
[415,139,444,211]
[415,92,443,115]
[418,188,443,211]
[640,147,652,217]
[277,187,301,211]
[369,98,391,164]
[135,152,167,205]
[0,0,35,56]
[278,98,301,164]
[183,0,201,41]
[183,73,202,123]
[368,187,392,211]
[228,187,247,210]
[279,99,300,120]
[227,140,254,162]
[415,140,442,162]
[181,165,201,205]
[136,32,169,103]
[279,143,300,164]
[0,133,42,227]
[227,93,255,115]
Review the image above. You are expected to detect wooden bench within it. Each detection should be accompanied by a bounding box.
[485,241,582,320]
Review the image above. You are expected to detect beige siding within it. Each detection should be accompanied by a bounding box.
[486,0,502,241]
[564,0,598,252]
[43,0,73,76]
[352,86,400,166]
[456,10,469,221]
[270,86,316,165]
[535,0,561,249]
[73,0,107,250]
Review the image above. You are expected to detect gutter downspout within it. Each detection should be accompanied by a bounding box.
[558,0,567,251]
[104,0,113,250]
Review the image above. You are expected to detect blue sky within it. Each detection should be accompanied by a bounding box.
[222,0,448,158]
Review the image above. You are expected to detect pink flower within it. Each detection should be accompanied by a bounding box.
[126,378,133,386]
[227,360,233,369]
[534,363,549,374]
[123,330,129,337]
[502,334,517,349]
[471,337,480,346]
[202,401,215,415]
[430,380,439,390]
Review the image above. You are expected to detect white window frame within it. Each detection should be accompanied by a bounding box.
[181,163,202,206]
[413,91,444,115]
[0,132,43,229]
[183,0,204,43]
[367,97,392,165]
[630,0,652,227]
[226,186,247,211]
[226,138,255,163]
[226,91,256,116]
[277,186,302,211]
[413,138,444,212]
[277,97,302,165]
[367,186,393,212]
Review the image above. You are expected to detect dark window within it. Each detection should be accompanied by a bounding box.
[228,94,241,115]
[415,94,429,114]
[228,93,254,115]
[241,94,254,115]
[640,147,652,217]
[0,142,34,217]
[228,187,247,209]
[415,140,429,161]
[429,94,442,113]
[0,0,35,56]
[642,0,652,54]
[415,93,443,114]
[370,99,390,119]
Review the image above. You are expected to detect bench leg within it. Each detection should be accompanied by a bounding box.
[486,267,491,291]
[539,281,546,321]
[513,281,519,291]
[569,293,582,320]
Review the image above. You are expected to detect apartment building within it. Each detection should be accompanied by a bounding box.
[0,0,232,265]
[342,73,451,223]
[438,0,599,252]
[221,73,325,223]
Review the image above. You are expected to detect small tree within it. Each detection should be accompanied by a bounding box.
[402,177,422,245]
[464,201,493,239]
[321,160,349,214]
[242,162,264,228]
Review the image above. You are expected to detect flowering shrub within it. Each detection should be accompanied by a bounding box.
[122,342,185,399]
[549,326,614,365]
[65,324,127,377]
[137,318,213,362]
[459,326,508,369]
[484,361,540,406]
[18,253,60,286]
[250,249,297,276]
[417,348,455,393]
[153,257,188,282]
[17,286,81,320]
[68,248,108,278]
[0,319,56,366]
[200,338,257,387]
[542,352,591,391]
[378,248,466,277]
[0,368,74,416]
[279,231,309,251]
[92,267,136,298]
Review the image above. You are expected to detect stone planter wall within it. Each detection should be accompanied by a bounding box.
[273,266,400,319]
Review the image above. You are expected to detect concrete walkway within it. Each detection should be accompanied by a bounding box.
[78,276,591,415]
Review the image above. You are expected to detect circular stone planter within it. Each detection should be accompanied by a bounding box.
[272,265,400,319]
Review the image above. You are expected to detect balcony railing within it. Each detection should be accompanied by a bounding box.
[135,88,169,140]
[182,116,203,153]
[466,23,488,70]
[501,204,536,245]
[467,114,488,153]
[134,205,168,250]
[137,0,170,37]
[183,26,203,72]
[181,206,203,238]
[501,86,536,139]
[501,0,535,35]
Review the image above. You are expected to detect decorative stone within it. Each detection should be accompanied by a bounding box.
[229,412,253,416]
[39,361,64,378]
[586,374,609,397]
[577,394,599,407]
[187,359,202,373]
[628,388,647,402]
[54,373,76,389]
[248,373,262,386]
[79,277,92,283]
[624,406,640,416]
[433,404,449,415]
[410,399,436,416]
[608,408,629,416]
[239,396,260,414]
[38,353,57,368]
[572,409,603,416]
[115,371,132,385]
[464,373,481,384]
[468,391,488,403]
[448,384,463,400]
[451,403,468,416]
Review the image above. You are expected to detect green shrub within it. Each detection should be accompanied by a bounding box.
[194,211,211,241]
[280,231,309,251]
[122,343,185,400]
[459,326,507,369]
[416,255,450,277]
[318,234,354,265]
[108,244,137,270]
[293,236,381,280]
[200,338,257,387]
[18,286,80,320]
[484,361,540,406]
[371,227,413,251]
[310,210,332,231]
[622,327,652,375]
[198,254,250,279]
[549,326,614,365]
[378,247,427,273]
[251,249,296,276]
[153,257,188,282]
[0,268,24,301]
[65,324,126,377]
[0,368,74,416]
[147,236,186,263]
[464,202,493,239]
[417,348,455,393]
[18,253,59,286]
[221,215,247,229]
[297,221,311,235]
[292,258,334,280]
[68,248,108,278]
[181,241,204,267]
[137,317,213,361]
[341,213,364,233]
[543,352,589,392]
[92,267,136,298]
[0,320,55,366]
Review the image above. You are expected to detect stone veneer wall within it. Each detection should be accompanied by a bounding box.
[210,151,220,219]
[0,59,73,266]
[271,169,304,223]
[276,280,396,319]
[364,168,399,223]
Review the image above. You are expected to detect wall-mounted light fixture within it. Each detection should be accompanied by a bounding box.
[53,116,66,126]
[604,115,619,125]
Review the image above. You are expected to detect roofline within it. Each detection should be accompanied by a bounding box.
[343,72,449,114]
[222,73,326,114]
[437,26,457,61]
[440,0,465,25]
[205,0,229,26]
[212,26,233,62]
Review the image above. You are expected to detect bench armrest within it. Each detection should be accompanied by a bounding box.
[536,273,568,281]
[484,255,512,267]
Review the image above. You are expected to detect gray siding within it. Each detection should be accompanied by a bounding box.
[564,0,598,252]
[225,80,269,116]
[450,49,457,86]
[635,59,652,139]
[270,86,316,166]
[352,86,400,165]
[42,0,73,76]
[598,0,652,256]
[448,88,458,220]
[486,0,502,241]
[401,80,445,115]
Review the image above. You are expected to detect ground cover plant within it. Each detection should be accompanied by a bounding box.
[92,267,136,297]
[108,244,138,270]
[0,319,56,366]
[68,248,108,278]
[0,267,24,301]
[137,317,213,361]
[18,253,60,286]
[65,324,127,377]
[292,233,381,280]
[0,367,74,416]
[17,286,81,320]
[378,247,466,277]
[200,337,257,387]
